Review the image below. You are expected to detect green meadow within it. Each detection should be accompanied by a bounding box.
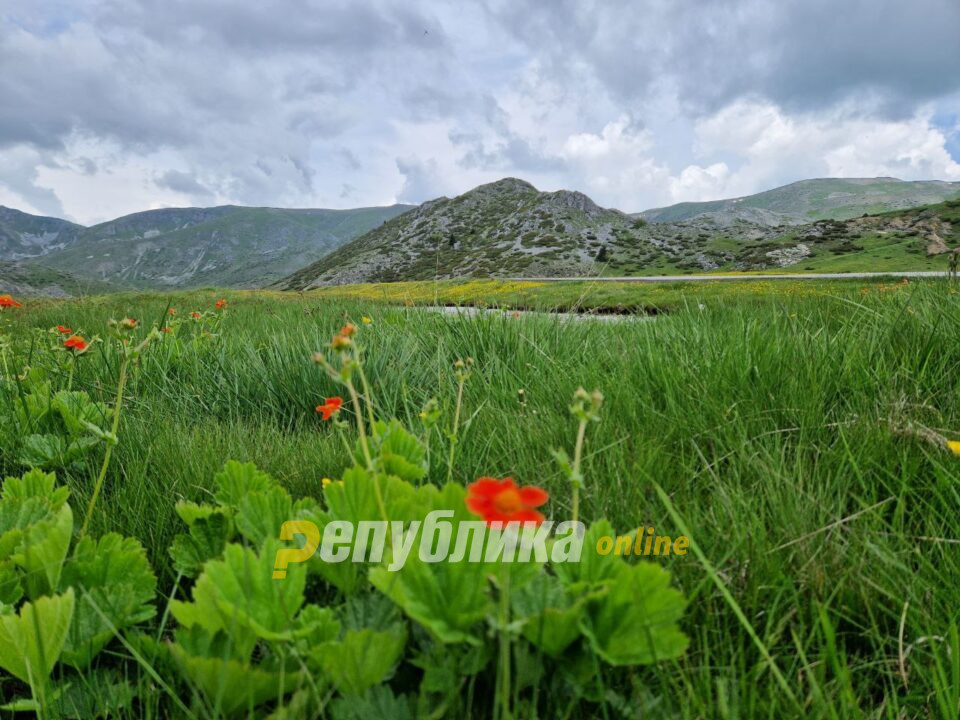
[1,277,959,718]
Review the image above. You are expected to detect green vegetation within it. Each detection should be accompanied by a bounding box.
[2,277,960,716]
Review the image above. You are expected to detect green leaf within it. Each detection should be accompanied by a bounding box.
[0,561,23,606]
[170,540,307,642]
[169,512,234,578]
[12,503,73,598]
[512,572,601,657]
[169,645,302,718]
[579,562,689,665]
[235,485,294,546]
[51,391,108,438]
[330,686,413,720]
[552,519,622,590]
[312,625,406,696]
[370,554,490,645]
[51,668,136,719]
[60,533,157,668]
[175,500,225,526]
[0,588,75,684]
[368,420,427,483]
[214,461,276,508]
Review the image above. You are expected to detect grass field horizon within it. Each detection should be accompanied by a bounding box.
[2,277,960,717]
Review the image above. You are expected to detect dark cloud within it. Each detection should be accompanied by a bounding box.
[155,169,212,198]
[482,0,960,116]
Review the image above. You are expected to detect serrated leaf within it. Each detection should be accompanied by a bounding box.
[312,625,406,696]
[214,461,276,508]
[0,588,74,684]
[169,644,302,718]
[579,562,688,665]
[235,486,294,546]
[329,686,413,720]
[169,512,233,578]
[60,533,157,668]
[12,503,72,598]
[170,540,306,642]
[367,420,427,483]
[552,519,622,590]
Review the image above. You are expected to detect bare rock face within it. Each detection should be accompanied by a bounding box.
[765,243,811,267]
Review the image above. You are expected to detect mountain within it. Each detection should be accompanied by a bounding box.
[639,178,960,225]
[0,261,113,297]
[36,204,413,288]
[0,206,83,259]
[279,178,643,287]
[278,179,960,287]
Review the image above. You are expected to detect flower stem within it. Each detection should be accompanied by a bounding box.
[498,565,512,720]
[445,374,466,485]
[80,354,128,537]
[346,376,389,528]
[570,418,587,525]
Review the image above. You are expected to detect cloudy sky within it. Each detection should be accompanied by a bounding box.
[2,0,959,224]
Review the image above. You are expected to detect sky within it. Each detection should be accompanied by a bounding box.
[1,0,959,225]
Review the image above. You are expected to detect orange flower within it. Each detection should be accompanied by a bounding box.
[63,335,88,352]
[215,299,227,310]
[465,477,549,526]
[191,311,201,319]
[316,396,344,420]
[120,317,137,330]
[161,327,172,333]
[0,294,22,308]
[168,308,177,316]
[56,325,72,334]
[339,323,356,337]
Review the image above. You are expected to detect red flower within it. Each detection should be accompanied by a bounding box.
[339,323,356,337]
[465,477,549,526]
[215,299,227,310]
[63,335,88,352]
[191,311,201,319]
[316,396,344,420]
[0,294,22,309]
[56,325,72,334]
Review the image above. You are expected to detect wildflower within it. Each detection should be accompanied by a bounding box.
[215,299,227,310]
[161,327,172,333]
[0,294,22,309]
[465,477,549,526]
[331,333,352,350]
[63,335,88,352]
[321,477,333,489]
[316,396,344,421]
[361,316,372,325]
[191,312,201,319]
[56,325,73,334]
[948,440,960,456]
[168,308,177,316]
[339,323,356,337]
[111,317,137,331]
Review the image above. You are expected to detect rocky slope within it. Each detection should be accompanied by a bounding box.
[279,180,960,287]
[0,261,113,297]
[0,206,83,260]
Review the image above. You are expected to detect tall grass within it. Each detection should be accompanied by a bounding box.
[2,280,959,717]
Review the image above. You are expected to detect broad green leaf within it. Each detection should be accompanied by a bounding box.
[552,519,622,590]
[0,562,23,606]
[171,540,306,642]
[329,686,413,720]
[235,486,294,545]
[51,391,108,438]
[312,625,406,696]
[169,512,233,578]
[60,533,157,668]
[0,588,75,684]
[2,468,69,508]
[214,461,276,508]
[368,420,427,483]
[370,553,490,645]
[512,573,603,657]
[579,562,688,665]
[12,503,72,598]
[169,645,302,718]
[175,500,226,526]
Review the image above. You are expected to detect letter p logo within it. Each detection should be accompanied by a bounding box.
[272,520,321,579]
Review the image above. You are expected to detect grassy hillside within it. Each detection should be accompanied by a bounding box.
[1,281,959,716]
[40,204,412,288]
[641,177,960,224]
[0,260,114,297]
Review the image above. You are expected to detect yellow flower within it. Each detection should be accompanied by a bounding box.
[361,316,372,325]
[321,477,333,488]
[948,440,960,456]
